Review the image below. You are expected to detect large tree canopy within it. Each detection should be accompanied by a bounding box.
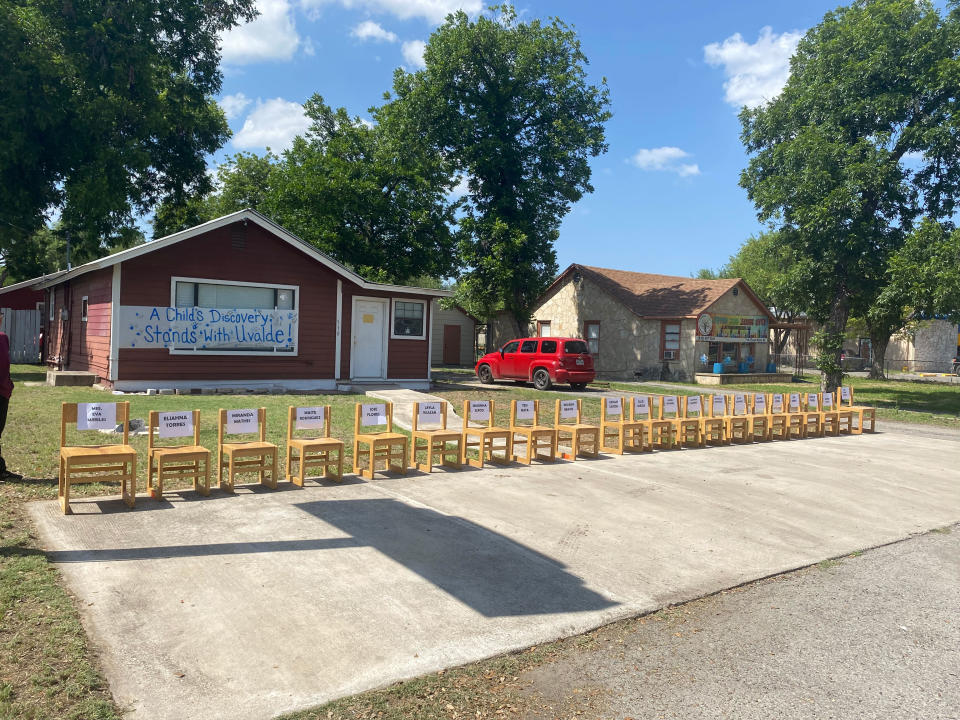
[0,0,257,280]
[739,0,960,388]
[155,96,461,284]
[387,5,611,327]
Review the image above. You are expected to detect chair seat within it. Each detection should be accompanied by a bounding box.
[513,425,555,434]
[414,429,462,440]
[356,432,407,442]
[61,445,136,460]
[289,437,345,449]
[222,441,277,454]
[557,423,598,431]
[151,445,209,458]
[465,426,511,436]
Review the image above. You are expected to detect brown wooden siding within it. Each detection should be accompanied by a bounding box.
[62,269,112,378]
[339,285,432,380]
[117,222,338,381]
[0,287,45,310]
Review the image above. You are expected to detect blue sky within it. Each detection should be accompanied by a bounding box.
[214,0,844,278]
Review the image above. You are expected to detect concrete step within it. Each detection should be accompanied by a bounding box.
[47,370,98,387]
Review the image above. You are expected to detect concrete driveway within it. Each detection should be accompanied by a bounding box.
[28,423,960,720]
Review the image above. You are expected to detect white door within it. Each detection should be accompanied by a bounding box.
[353,299,387,378]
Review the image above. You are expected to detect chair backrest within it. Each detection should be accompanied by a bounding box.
[219,408,267,446]
[838,385,854,407]
[752,392,768,415]
[771,393,785,414]
[601,396,625,423]
[631,395,653,421]
[354,402,392,435]
[555,398,581,426]
[788,392,802,412]
[511,399,539,428]
[412,401,446,431]
[463,399,494,429]
[731,393,749,417]
[61,401,130,447]
[288,405,331,442]
[710,394,728,418]
[821,391,835,411]
[658,395,681,420]
[683,394,703,418]
[148,409,200,450]
[805,392,820,412]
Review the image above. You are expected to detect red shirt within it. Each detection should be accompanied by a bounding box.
[0,333,12,399]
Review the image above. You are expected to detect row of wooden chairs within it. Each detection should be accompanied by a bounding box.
[56,387,874,513]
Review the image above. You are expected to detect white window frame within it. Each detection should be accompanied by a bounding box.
[81,296,89,322]
[390,298,427,340]
[167,276,300,357]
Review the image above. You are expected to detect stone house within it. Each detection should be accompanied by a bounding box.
[520,264,775,381]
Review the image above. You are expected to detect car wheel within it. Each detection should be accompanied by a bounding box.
[570,382,587,391]
[533,368,552,391]
[477,364,495,384]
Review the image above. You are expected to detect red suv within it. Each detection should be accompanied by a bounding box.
[475,337,595,390]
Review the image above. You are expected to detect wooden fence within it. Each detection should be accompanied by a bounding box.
[1,308,42,363]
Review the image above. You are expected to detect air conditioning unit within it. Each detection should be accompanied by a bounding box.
[663,350,677,360]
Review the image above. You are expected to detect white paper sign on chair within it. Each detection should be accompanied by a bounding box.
[754,394,766,413]
[772,395,784,413]
[789,393,801,411]
[361,404,387,427]
[686,395,701,413]
[634,396,650,417]
[515,400,535,421]
[734,395,746,415]
[158,411,193,439]
[418,402,442,426]
[713,395,727,415]
[295,406,325,430]
[605,397,622,415]
[663,396,678,414]
[823,392,834,409]
[77,402,117,430]
[807,393,819,409]
[559,400,578,419]
[226,409,258,434]
[841,386,852,401]
[469,401,490,422]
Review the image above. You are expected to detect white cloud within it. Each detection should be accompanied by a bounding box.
[703,26,803,109]
[629,147,700,177]
[232,98,311,151]
[219,92,252,120]
[221,0,301,64]
[402,39,426,69]
[351,20,398,42]
[300,0,481,24]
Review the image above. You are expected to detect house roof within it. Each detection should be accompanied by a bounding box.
[34,209,452,298]
[0,272,66,295]
[546,264,774,321]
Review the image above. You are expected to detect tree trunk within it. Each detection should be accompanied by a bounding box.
[819,293,850,392]
[868,331,890,380]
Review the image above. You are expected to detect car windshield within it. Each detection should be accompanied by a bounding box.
[563,340,589,354]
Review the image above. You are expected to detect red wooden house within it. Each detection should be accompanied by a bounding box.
[0,276,53,311]
[38,210,450,391]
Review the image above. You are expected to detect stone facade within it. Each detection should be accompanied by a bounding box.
[888,319,959,372]
[522,275,771,381]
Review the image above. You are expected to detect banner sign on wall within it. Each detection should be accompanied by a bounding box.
[117,306,298,353]
[696,313,770,343]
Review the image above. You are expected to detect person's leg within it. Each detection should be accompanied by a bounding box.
[0,395,8,474]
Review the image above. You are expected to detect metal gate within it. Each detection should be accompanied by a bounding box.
[1,308,42,363]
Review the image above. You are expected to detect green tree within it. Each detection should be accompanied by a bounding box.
[739,0,960,390]
[0,0,257,276]
[388,5,611,327]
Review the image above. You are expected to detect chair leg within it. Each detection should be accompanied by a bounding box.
[124,457,136,509]
[60,475,71,515]
[201,456,210,496]
[225,455,235,493]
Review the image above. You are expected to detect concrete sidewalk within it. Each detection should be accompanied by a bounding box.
[28,425,960,720]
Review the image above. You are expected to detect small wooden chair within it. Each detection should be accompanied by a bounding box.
[678,395,705,448]
[461,400,512,468]
[726,393,752,443]
[286,405,344,485]
[801,392,824,438]
[703,394,729,445]
[59,402,137,514]
[353,402,407,479]
[768,393,790,440]
[555,398,600,460]
[820,392,841,437]
[785,393,806,439]
[600,396,648,454]
[510,399,557,464]
[837,385,876,434]
[410,401,462,473]
[218,408,278,491]
[749,393,771,441]
[832,389,854,434]
[650,395,681,450]
[147,410,210,499]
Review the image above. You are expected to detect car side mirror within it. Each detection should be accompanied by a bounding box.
[500,349,505,357]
